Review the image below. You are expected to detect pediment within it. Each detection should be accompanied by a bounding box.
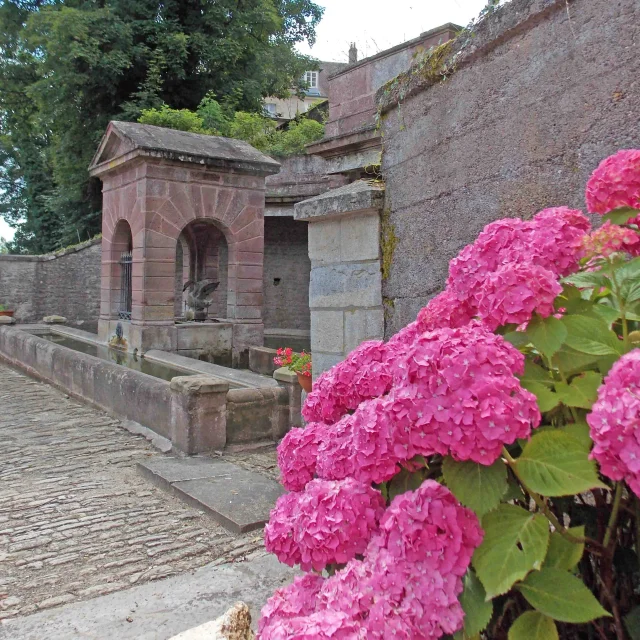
[89,125,136,170]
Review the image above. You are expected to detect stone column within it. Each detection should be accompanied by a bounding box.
[170,376,229,454]
[294,181,385,379]
[273,367,303,429]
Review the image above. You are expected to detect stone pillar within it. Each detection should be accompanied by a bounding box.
[273,367,303,429]
[294,181,385,379]
[170,376,229,454]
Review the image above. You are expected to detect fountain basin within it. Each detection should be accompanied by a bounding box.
[0,325,294,454]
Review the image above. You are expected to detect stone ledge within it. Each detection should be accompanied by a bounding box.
[294,180,385,221]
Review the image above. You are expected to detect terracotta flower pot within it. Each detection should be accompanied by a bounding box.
[0,310,14,317]
[297,372,312,393]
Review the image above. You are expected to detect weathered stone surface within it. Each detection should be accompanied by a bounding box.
[138,457,284,533]
[0,364,264,624]
[0,553,295,640]
[379,0,640,335]
[225,387,288,443]
[309,262,381,309]
[311,310,344,354]
[170,375,230,395]
[168,602,254,640]
[0,238,101,327]
[0,316,15,325]
[248,346,278,376]
[294,180,384,222]
[344,308,384,354]
[43,315,67,324]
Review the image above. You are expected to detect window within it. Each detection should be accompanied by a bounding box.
[264,103,277,115]
[304,71,318,89]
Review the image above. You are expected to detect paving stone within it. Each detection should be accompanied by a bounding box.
[0,363,261,618]
[138,458,284,534]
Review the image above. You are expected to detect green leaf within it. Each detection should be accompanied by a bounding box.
[521,360,554,387]
[520,381,560,412]
[554,371,603,409]
[504,330,531,349]
[563,421,592,451]
[517,567,611,623]
[473,504,549,599]
[458,570,493,637]
[603,206,640,225]
[544,526,585,570]
[553,345,599,376]
[624,605,640,640]
[561,315,624,356]
[515,431,607,496]
[525,315,567,358]
[508,611,558,640]
[388,467,425,501]
[562,269,609,290]
[615,257,640,304]
[443,457,507,517]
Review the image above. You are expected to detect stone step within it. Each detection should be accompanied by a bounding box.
[137,457,283,534]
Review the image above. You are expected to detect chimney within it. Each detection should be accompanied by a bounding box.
[349,43,358,64]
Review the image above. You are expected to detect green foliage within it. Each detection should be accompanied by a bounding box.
[517,568,611,623]
[442,457,507,517]
[455,570,493,639]
[515,431,606,497]
[473,504,549,599]
[508,611,559,640]
[136,97,324,157]
[0,0,323,253]
[139,106,209,134]
[544,526,585,570]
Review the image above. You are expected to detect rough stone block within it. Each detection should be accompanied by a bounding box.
[170,375,229,454]
[340,211,380,261]
[309,262,382,310]
[312,352,344,380]
[344,307,385,354]
[308,219,341,263]
[249,346,278,376]
[0,316,16,325]
[311,310,343,353]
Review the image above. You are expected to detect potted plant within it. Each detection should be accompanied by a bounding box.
[274,347,312,392]
[0,304,14,318]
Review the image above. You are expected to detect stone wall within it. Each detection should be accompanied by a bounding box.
[379,0,640,335]
[0,238,101,328]
[263,217,310,332]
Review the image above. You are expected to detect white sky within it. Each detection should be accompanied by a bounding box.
[296,0,489,62]
[0,0,489,243]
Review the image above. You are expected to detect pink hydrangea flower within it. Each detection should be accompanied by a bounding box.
[476,262,562,330]
[447,218,528,305]
[579,220,640,260]
[302,341,392,425]
[259,611,365,640]
[416,289,476,333]
[316,413,358,481]
[258,573,324,636]
[277,422,326,492]
[528,207,591,276]
[294,478,385,571]
[588,349,640,496]
[264,492,302,567]
[390,323,539,465]
[586,149,640,216]
[313,482,483,640]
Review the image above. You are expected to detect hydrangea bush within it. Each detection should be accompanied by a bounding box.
[259,149,640,639]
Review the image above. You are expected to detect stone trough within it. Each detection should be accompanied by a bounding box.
[0,325,301,455]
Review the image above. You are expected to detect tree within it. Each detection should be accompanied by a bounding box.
[0,0,323,253]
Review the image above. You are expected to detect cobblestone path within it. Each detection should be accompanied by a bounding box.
[0,364,262,621]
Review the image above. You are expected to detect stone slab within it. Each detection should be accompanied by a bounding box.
[138,457,284,534]
[0,554,296,640]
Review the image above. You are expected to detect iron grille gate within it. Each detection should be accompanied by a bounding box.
[118,251,132,320]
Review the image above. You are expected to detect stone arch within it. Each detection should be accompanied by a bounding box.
[101,218,133,320]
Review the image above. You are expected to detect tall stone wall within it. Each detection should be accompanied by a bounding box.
[379,0,640,335]
[263,217,311,332]
[0,238,101,328]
